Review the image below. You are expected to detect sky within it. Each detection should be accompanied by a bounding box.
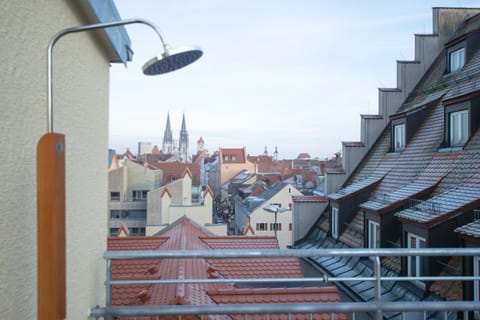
[109,0,480,160]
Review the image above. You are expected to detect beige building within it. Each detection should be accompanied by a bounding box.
[235,182,303,248]
[109,158,162,236]
[147,168,227,235]
[219,147,256,184]
[0,1,132,319]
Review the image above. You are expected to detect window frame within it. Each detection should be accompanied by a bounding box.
[331,207,339,239]
[132,190,148,201]
[407,233,426,278]
[393,123,406,152]
[110,191,120,201]
[367,220,380,248]
[391,119,406,153]
[446,41,466,73]
[449,109,469,147]
[256,222,268,231]
[443,102,471,149]
[270,222,281,231]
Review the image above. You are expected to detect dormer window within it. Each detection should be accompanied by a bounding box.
[449,110,468,146]
[391,119,406,152]
[449,47,465,72]
[393,123,406,151]
[447,41,466,73]
[439,100,479,151]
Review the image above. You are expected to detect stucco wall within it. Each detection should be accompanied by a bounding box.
[248,185,302,248]
[124,159,162,199]
[0,2,112,319]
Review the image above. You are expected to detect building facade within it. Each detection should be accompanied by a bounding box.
[0,1,131,318]
[235,182,303,248]
[108,158,162,236]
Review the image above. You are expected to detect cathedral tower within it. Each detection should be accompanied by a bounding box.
[162,113,173,154]
[179,113,189,162]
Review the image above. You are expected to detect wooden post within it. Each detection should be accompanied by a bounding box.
[37,133,66,320]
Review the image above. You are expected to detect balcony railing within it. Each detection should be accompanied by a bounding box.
[409,199,442,214]
[90,248,480,320]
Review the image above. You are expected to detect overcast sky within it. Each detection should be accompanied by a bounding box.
[109,0,480,159]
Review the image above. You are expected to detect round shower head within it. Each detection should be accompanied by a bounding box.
[142,46,203,75]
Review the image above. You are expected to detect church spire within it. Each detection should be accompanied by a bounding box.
[179,113,189,162]
[162,112,173,154]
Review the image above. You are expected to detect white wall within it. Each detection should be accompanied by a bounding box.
[0,2,112,319]
[249,184,302,248]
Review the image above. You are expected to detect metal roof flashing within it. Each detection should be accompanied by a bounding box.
[79,0,132,65]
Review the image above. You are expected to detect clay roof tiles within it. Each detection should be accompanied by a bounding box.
[110,217,342,318]
[148,162,201,185]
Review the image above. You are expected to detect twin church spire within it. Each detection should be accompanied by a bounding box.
[162,112,189,162]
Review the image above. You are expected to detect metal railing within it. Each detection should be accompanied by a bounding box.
[90,248,480,320]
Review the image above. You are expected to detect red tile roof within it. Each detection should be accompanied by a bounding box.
[110,217,344,318]
[209,287,346,320]
[148,162,201,185]
[220,148,246,163]
[297,153,311,159]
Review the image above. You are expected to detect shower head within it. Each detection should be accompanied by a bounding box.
[143,46,203,75]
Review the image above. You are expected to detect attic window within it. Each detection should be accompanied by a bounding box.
[447,41,466,73]
[449,47,465,73]
[449,110,468,146]
[391,119,406,152]
[393,123,406,152]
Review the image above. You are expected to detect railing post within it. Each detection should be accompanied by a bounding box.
[374,256,383,320]
[105,259,113,320]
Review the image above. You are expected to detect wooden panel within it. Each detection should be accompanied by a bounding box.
[37,133,66,320]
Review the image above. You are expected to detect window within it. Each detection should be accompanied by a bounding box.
[130,227,146,236]
[270,223,281,231]
[331,207,339,239]
[449,47,465,73]
[110,192,120,201]
[256,223,268,231]
[407,233,426,277]
[368,220,380,248]
[474,209,480,221]
[110,210,122,219]
[132,190,148,201]
[449,110,468,146]
[393,123,406,151]
[289,223,292,231]
[109,228,119,236]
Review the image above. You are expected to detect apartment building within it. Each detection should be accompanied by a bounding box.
[297,7,480,316]
[108,158,162,236]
